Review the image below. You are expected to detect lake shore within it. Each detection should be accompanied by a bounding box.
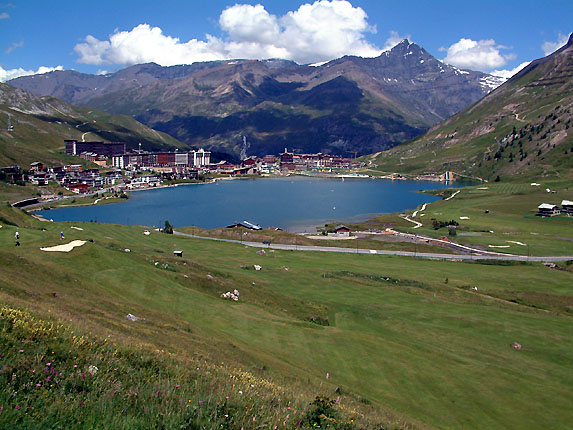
[34,176,457,232]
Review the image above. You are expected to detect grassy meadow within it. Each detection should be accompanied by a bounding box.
[340,180,573,257]
[0,203,572,429]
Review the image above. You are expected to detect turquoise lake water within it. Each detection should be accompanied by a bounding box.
[37,176,459,232]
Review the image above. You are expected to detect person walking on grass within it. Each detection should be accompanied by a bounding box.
[15,231,19,240]
[60,231,65,240]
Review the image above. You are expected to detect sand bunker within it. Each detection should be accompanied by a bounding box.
[41,240,87,252]
[507,240,527,246]
[488,245,510,248]
[70,226,84,231]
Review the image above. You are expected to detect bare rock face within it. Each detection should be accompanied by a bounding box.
[9,41,502,161]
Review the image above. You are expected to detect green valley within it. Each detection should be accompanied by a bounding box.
[0,203,572,429]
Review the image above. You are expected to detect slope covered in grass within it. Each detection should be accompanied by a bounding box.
[0,206,572,429]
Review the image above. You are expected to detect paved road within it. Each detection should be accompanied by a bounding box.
[173,231,573,262]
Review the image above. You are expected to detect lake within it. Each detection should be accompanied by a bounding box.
[37,176,458,232]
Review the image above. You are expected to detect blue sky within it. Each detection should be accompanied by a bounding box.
[0,0,571,81]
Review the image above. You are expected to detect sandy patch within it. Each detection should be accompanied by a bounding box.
[31,214,51,222]
[41,240,87,252]
[476,187,488,190]
[507,241,527,246]
[445,190,460,201]
[488,245,510,248]
[460,216,470,220]
[70,226,84,231]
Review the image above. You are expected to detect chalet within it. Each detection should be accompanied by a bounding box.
[80,175,104,188]
[561,200,573,214]
[67,183,89,193]
[30,161,44,172]
[65,164,82,173]
[262,155,277,164]
[242,156,259,167]
[334,225,351,237]
[226,221,262,230]
[128,175,161,188]
[537,203,560,217]
[29,172,49,186]
[280,162,296,172]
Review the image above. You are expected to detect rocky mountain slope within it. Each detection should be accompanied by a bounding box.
[10,41,503,161]
[0,83,185,166]
[373,35,573,181]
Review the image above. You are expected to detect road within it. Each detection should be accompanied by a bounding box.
[173,231,573,262]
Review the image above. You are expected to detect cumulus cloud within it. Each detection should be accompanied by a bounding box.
[541,32,570,56]
[0,12,9,19]
[441,38,515,72]
[0,65,63,82]
[74,0,381,66]
[74,25,226,66]
[490,61,531,79]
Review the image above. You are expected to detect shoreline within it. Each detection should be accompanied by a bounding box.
[22,172,456,212]
[30,175,457,233]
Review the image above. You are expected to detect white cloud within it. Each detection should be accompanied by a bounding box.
[0,65,63,82]
[441,38,514,72]
[382,30,410,51]
[5,40,23,55]
[490,61,531,79]
[541,32,570,56]
[0,12,9,19]
[74,25,226,66]
[74,0,381,67]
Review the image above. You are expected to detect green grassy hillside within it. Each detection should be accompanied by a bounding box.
[333,180,573,259]
[0,206,571,429]
[372,36,573,182]
[0,83,186,167]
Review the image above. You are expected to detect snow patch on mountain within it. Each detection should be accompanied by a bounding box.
[479,75,506,91]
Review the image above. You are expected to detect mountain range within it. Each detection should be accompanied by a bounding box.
[373,34,573,181]
[9,40,504,161]
[0,83,185,166]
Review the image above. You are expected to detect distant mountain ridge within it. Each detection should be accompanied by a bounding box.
[9,41,504,160]
[0,83,185,166]
[373,34,573,180]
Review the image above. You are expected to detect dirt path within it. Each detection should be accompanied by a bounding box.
[401,215,422,228]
